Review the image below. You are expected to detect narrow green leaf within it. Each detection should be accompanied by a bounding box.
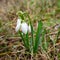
[33,21,43,53]
[26,13,34,47]
[42,29,48,51]
[26,13,34,53]
[19,31,27,48]
[25,32,29,50]
[40,29,46,50]
[30,21,34,45]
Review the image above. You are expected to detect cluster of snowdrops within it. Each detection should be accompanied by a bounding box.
[15,11,43,54]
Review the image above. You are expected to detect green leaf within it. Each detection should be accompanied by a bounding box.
[30,21,34,45]
[40,29,46,50]
[25,32,29,50]
[26,13,34,49]
[42,29,48,51]
[33,21,43,53]
[19,31,27,48]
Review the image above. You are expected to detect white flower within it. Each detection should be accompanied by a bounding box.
[28,25,31,33]
[21,22,28,34]
[15,19,21,32]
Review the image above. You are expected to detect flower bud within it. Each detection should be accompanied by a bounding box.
[21,22,28,34]
[15,19,21,32]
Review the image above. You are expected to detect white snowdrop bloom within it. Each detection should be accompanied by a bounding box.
[15,19,21,32]
[28,25,31,33]
[21,22,28,34]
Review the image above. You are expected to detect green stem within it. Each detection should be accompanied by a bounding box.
[25,32,30,50]
[19,31,27,48]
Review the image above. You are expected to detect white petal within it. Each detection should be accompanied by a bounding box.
[21,22,28,34]
[28,25,31,33]
[15,19,21,32]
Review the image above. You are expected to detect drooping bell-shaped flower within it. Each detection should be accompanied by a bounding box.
[21,22,28,34]
[15,19,21,32]
[28,25,31,33]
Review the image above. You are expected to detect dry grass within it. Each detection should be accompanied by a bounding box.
[0,0,60,60]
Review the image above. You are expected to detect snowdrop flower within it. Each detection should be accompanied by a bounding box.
[21,22,28,34]
[28,25,31,33]
[15,19,21,32]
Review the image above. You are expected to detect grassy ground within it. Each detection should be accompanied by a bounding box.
[0,0,60,60]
